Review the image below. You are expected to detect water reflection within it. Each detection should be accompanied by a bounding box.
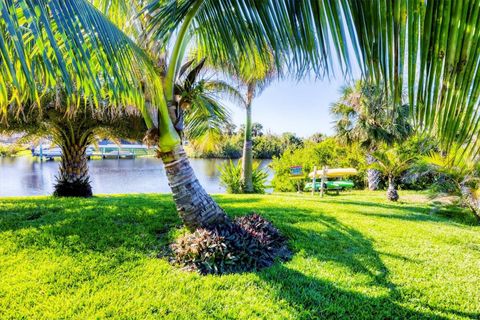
[0,157,272,197]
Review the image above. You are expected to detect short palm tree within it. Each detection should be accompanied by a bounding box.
[2,1,480,231]
[1,93,146,197]
[331,81,412,190]
[370,147,415,201]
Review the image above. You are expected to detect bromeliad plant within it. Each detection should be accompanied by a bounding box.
[171,213,290,275]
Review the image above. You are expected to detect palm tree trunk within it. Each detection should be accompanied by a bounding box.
[159,146,230,231]
[460,184,480,222]
[386,175,399,202]
[366,153,381,190]
[241,84,255,193]
[54,138,92,197]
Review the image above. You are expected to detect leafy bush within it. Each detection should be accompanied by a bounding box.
[397,135,439,190]
[170,213,291,275]
[219,160,268,194]
[0,144,24,157]
[218,160,242,193]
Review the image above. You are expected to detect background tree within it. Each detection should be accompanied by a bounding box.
[251,123,264,137]
[330,81,412,190]
[308,133,326,144]
[222,123,237,137]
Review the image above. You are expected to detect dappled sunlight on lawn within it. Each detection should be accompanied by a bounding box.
[0,191,479,319]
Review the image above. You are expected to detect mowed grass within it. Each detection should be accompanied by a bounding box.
[0,191,479,319]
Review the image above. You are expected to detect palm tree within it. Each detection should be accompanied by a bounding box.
[205,47,276,193]
[3,1,480,231]
[1,94,146,197]
[370,147,415,201]
[330,81,412,190]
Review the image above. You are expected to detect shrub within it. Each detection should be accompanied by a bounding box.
[0,144,24,157]
[219,160,268,194]
[218,160,242,193]
[170,213,291,275]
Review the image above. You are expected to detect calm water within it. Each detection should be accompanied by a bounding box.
[0,157,272,197]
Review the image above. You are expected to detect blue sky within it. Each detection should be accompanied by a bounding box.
[227,77,350,138]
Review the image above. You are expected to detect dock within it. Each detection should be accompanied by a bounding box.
[32,143,151,160]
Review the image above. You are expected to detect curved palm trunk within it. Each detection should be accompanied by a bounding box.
[366,153,381,190]
[386,175,399,202]
[153,0,231,230]
[160,146,230,231]
[53,126,92,197]
[241,84,255,193]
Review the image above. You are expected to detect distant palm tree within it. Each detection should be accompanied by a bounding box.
[370,147,415,201]
[170,58,242,150]
[330,81,412,190]
[207,47,276,193]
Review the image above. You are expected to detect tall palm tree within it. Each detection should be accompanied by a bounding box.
[2,1,480,231]
[330,81,412,190]
[201,46,276,193]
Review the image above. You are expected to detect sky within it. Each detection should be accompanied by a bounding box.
[227,77,350,138]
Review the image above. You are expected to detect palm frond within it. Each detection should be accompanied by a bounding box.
[348,0,480,157]
[0,0,162,124]
[146,0,354,78]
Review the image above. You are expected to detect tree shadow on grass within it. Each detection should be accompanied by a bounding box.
[1,195,478,319]
[321,199,431,214]
[222,201,477,319]
[259,265,447,319]
[0,195,181,255]
[320,199,478,226]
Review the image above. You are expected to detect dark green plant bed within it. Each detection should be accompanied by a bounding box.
[170,214,291,275]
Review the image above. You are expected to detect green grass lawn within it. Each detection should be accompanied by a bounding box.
[0,191,479,319]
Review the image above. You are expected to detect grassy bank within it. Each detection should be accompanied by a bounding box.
[0,191,479,319]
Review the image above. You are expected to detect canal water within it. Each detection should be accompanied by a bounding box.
[0,157,273,197]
